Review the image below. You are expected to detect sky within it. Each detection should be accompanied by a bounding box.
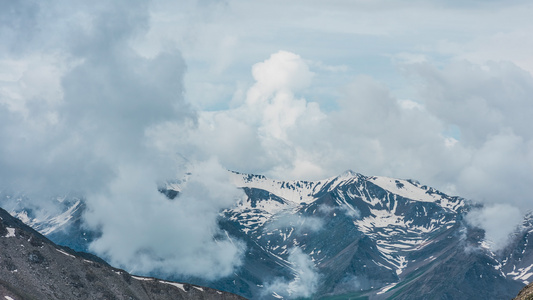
[1,0,533,282]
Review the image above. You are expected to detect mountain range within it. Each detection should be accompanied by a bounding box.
[2,170,533,299]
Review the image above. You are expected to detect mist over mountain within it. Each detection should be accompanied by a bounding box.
[4,170,533,299]
[0,204,244,300]
[2,1,533,299]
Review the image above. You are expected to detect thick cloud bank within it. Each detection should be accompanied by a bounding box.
[0,0,244,279]
[84,158,245,279]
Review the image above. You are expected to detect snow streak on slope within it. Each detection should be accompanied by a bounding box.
[501,214,533,285]
[10,199,84,235]
[368,176,464,211]
[227,171,366,233]
[230,172,324,205]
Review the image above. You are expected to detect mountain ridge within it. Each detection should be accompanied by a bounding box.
[219,171,529,299]
[2,170,532,299]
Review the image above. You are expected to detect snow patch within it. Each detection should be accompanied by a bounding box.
[14,211,31,224]
[231,172,334,204]
[56,249,76,258]
[377,282,399,295]
[132,275,153,281]
[4,227,15,238]
[161,281,186,292]
[369,177,439,203]
[508,264,533,282]
[39,200,82,235]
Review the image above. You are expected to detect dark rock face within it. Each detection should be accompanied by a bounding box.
[0,207,246,300]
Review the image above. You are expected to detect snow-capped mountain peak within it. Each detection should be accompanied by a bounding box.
[230,171,464,213]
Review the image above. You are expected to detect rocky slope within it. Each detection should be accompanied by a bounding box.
[0,206,245,300]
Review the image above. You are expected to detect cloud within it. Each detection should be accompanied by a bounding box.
[466,204,522,252]
[0,0,185,196]
[244,51,320,144]
[0,0,244,280]
[84,158,245,279]
[434,31,533,75]
[159,48,533,218]
[406,61,533,146]
[249,50,314,97]
[404,61,533,210]
[318,204,360,219]
[263,247,320,299]
[173,50,533,252]
[266,213,325,234]
[150,50,327,178]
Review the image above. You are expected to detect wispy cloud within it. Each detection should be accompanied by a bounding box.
[263,247,320,299]
[466,204,522,252]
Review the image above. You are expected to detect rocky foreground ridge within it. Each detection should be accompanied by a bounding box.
[0,206,245,300]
